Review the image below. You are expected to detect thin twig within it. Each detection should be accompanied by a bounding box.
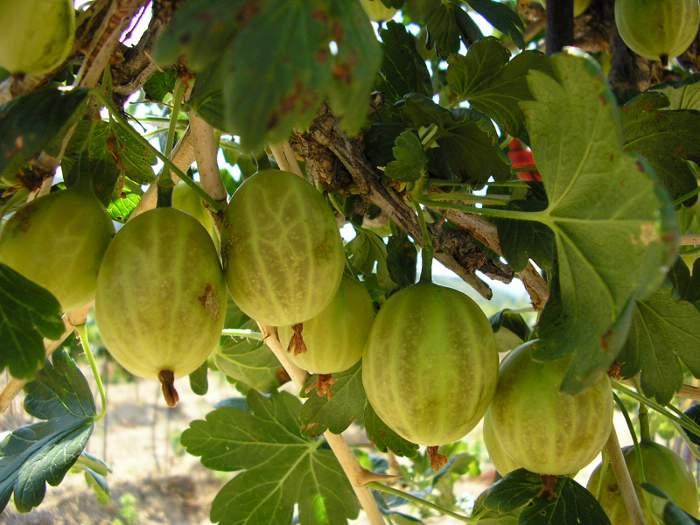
[604,427,647,525]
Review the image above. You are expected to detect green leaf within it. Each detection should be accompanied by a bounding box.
[446,37,553,139]
[641,483,700,525]
[106,192,141,223]
[143,69,177,102]
[474,470,610,525]
[653,75,700,110]
[89,121,157,185]
[299,363,365,437]
[520,52,678,392]
[326,0,383,134]
[182,391,360,525]
[464,0,524,49]
[346,230,395,283]
[618,287,700,405]
[0,88,88,186]
[386,230,417,287]
[214,336,282,393]
[519,477,610,525]
[162,0,380,152]
[398,94,510,184]
[420,0,482,59]
[473,469,542,515]
[622,92,700,202]
[495,199,553,273]
[0,264,64,379]
[189,361,209,396]
[363,403,418,458]
[377,21,432,101]
[153,0,247,71]
[385,130,427,182]
[0,350,95,512]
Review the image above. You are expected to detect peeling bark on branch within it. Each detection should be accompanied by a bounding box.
[290,107,516,300]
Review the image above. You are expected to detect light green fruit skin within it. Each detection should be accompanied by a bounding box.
[278,276,375,374]
[360,0,397,21]
[222,170,344,326]
[574,0,591,16]
[0,189,114,311]
[615,0,700,60]
[587,442,699,524]
[489,345,613,475]
[0,0,75,74]
[362,283,499,446]
[95,208,227,379]
[483,410,519,476]
[172,182,219,249]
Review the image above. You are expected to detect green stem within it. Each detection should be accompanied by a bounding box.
[633,379,652,444]
[673,186,700,206]
[92,89,224,212]
[76,324,107,422]
[157,79,186,207]
[366,483,474,523]
[613,393,646,483]
[413,200,433,283]
[422,192,512,206]
[419,198,545,222]
[419,124,440,149]
[221,328,263,341]
[613,382,700,439]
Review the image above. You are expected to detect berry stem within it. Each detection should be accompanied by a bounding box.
[613,393,647,483]
[76,323,107,422]
[614,382,700,440]
[419,197,546,223]
[414,200,433,283]
[157,78,186,208]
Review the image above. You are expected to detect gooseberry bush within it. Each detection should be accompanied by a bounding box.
[2,1,700,524]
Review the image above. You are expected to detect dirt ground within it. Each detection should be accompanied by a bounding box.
[0,369,497,525]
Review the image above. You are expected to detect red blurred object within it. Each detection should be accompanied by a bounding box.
[508,139,542,182]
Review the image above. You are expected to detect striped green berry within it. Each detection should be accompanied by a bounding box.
[0,188,114,311]
[363,283,499,445]
[96,208,226,382]
[222,170,344,326]
[489,344,613,475]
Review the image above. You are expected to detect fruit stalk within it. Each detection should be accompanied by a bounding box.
[603,427,646,525]
[157,78,186,207]
[190,112,228,209]
[75,323,107,420]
